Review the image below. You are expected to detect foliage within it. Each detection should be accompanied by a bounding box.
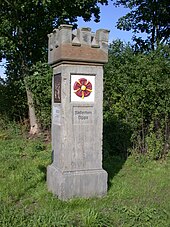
[0,0,108,66]
[104,40,170,159]
[0,77,27,122]
[26,62,52,130]
[0,130,169,226]
[114,0,170,50]
[0,0,108,127]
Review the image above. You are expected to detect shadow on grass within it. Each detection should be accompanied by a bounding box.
[103,118,132,189]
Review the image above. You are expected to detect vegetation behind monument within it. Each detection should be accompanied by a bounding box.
[0,0,170,159]
[1,41,169,160]
[103,41,170,160]
[0,0,108,134]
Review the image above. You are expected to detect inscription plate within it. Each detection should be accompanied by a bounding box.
[54,73,61,103]
[53,106,61,125]
[73,107,94,125]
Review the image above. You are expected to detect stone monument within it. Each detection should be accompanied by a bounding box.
[47,24,109,200]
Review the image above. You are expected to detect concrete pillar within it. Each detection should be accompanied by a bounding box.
[47,24,109,200]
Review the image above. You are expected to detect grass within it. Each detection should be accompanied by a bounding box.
[0,126,170,226]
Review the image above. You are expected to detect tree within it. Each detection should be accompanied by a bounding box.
[114,0,170,50]
[104,40,170,159]
[0,0,108,134]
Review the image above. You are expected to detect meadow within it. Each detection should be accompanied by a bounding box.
[0,125,170,226]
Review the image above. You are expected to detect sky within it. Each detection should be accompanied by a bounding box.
[0,0,134,79]
[77,0,133,43]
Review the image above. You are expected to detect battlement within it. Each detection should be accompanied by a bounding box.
[48,24,109,65]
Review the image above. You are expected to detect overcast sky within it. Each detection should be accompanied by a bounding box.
[0,1,134,78]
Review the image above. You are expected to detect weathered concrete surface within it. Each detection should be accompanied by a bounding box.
[47,25,109,200]
[48,25,109,65]
[47,165,107,200]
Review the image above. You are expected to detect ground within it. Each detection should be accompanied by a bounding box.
[0,127,170,226]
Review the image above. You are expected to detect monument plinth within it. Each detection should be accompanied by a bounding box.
[47,25,109,200]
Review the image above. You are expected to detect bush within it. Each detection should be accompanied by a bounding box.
[104,41,170,159]
[0,78,27,122]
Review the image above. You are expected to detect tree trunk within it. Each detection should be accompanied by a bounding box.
[156,24,159,48]
[151,26,155,51]
[24,79,39,135]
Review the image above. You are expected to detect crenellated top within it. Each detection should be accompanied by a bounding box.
[48,24,110,66]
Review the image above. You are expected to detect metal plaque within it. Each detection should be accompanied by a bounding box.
[54,73,61,103]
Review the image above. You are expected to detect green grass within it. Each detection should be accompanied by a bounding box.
[0,128,170,226]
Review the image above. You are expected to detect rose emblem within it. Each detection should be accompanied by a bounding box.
[73,78,92,99]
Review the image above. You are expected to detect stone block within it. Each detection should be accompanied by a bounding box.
[47,164,108,200]
[48,25,109,65]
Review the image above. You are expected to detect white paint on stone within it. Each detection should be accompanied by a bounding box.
[53,106,61,125]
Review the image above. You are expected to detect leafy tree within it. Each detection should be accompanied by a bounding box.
[114,0,170,50]
[0,0,108,133]
[104,40,170,159]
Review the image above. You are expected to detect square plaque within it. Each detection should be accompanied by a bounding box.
[71,75,95,102]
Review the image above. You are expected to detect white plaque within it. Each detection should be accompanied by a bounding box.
[53,106,61,125]
[71,75,95,102]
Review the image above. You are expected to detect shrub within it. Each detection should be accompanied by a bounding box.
[104,41,170,159]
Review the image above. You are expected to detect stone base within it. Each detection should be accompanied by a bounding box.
[47,164,108,200]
